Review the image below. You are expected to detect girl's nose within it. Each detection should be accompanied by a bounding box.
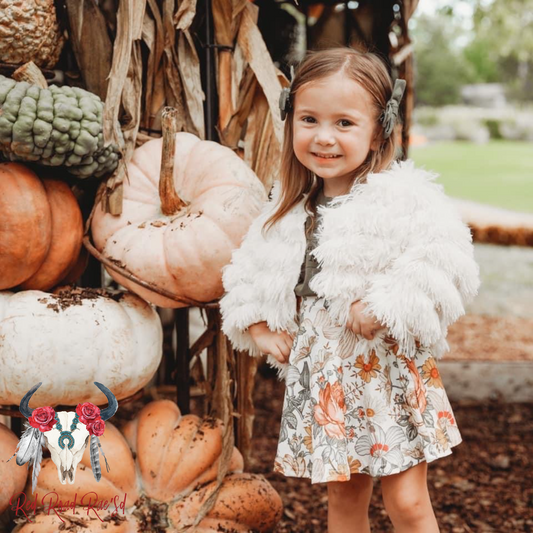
[314,128,335,146]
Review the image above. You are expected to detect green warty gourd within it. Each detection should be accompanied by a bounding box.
[0,75,120,178]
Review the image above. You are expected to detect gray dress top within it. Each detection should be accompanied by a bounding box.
[294,189,333,297]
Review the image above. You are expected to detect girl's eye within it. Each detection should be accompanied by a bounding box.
[339,119,353,127]
[301,116,316,123]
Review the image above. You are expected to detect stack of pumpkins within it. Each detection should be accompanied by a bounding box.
[0,11,276,527]
[9,401,282,532]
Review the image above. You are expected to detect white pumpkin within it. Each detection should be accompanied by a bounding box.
[90,132,267,308]
[0,288,162,406]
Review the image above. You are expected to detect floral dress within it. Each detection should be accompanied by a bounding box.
[274,295,462,483]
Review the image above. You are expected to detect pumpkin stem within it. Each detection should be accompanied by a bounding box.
[13,61,48,89]
[159,107,187,215]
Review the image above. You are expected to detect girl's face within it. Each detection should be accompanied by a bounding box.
[292,71,379,196]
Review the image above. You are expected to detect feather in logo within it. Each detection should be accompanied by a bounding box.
[7,382,118,493]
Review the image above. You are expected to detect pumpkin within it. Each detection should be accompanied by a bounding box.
[14,400,283,532]
[0,77,120,178]
[91,132,267,308]
[0,163,83,291]
[0,0,64,68]
[0,423,28,515]
[0,287,163,406]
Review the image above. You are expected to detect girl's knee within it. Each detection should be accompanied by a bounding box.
[328,474,374,504]
[381,463,432,519]
[383,492,428,519]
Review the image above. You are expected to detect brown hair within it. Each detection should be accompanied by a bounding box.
[263,47,402,236]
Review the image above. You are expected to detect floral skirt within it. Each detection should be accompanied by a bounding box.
[273,295,462,483]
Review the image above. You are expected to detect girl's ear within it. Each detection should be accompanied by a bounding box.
[370,132,381,151]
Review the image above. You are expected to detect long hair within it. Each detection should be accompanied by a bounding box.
[264,47,402,235]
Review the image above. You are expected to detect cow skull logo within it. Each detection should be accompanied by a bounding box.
[9,382,118,493]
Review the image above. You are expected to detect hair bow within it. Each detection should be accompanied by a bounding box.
[279,65,295,121]
[380,78,406,139]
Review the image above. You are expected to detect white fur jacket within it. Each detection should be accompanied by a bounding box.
[220,160,480,378]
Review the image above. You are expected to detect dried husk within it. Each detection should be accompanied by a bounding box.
[213,1,286,191]
[65,0,113,100]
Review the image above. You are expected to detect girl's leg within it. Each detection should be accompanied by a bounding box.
[380,461,440,533]
[327,473,374,533]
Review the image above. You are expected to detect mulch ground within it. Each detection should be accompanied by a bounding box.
[250,367,533,533]
[447,314,533,361]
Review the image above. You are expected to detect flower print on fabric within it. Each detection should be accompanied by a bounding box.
[274,295,462,483]
[314,382,347,439]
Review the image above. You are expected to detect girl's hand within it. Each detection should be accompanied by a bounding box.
[248,321,295,364]
[346,301,386,340]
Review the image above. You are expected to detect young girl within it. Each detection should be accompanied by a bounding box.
[220,48,480,533]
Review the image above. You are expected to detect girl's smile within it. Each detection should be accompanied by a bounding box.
[292,71,380,196]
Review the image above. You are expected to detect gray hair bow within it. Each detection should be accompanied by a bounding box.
[380,78,407,138]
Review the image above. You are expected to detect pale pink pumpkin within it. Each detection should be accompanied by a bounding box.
[91,132,266,308]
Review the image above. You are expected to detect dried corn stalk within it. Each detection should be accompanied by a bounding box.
[98,0,203,214]
[214,1,287,190]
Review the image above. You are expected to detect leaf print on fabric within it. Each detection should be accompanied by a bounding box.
[291,329,318,365]
[376,364,393,404]
[311,346,334,375]
[354,350,381,382]
[311,457,326,484]
[337,328,358,359]
[299,361,311,389]
[279,454,307,476]
[422,357,444,388]
[314,381,347,439]
[284,411,299,431]
[314,308,343,339]
[347,455,362,473]
[303,425,314,453]
[285,365,301,390]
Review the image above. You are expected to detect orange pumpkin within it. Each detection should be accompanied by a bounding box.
[0,163,83,291]
[0,422,28,514]
[91,132,267,308]
[15,400,282,532]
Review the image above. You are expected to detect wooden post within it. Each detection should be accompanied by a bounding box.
[175,308,190,414]
[236,350,258,470]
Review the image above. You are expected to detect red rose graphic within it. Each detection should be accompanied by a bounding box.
[76,402,101,425]
[86,418,105,437]
[28,406,56,432]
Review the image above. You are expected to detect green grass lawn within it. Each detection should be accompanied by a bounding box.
[409,140,533,213]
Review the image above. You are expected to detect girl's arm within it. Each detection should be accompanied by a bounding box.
[360,185,480,357]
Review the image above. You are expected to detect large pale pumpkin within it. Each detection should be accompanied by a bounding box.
[0,163,83,291]
[0,423,28,514]
[14,400,283,532]
[0,287,162,406]
[91,132,267,308]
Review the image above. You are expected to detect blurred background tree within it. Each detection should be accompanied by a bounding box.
[412,0,533,106]
[412,0,533,105]
[412,9,476,106]
[469,0,533,101]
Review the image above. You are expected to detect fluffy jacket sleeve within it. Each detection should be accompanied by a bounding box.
[219,184,279,358]
[360,162,481,358]
[219,181,304,380]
